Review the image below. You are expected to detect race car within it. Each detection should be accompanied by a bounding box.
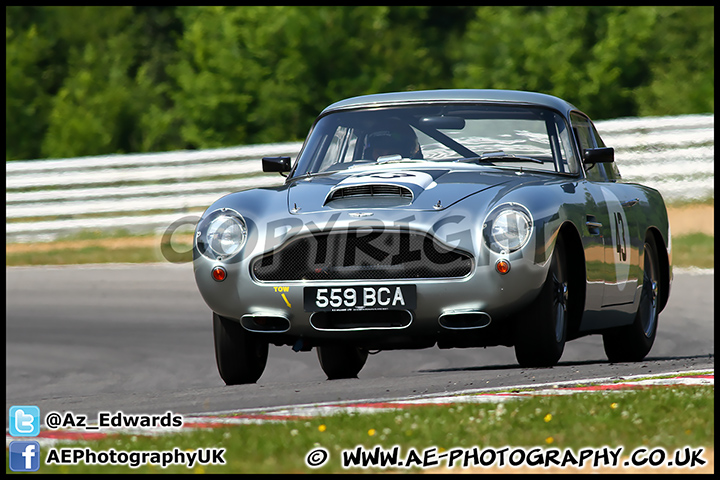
[192,89,672,384]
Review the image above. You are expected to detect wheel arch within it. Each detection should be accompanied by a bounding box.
[646,226,670,313]
[557,221,586,341]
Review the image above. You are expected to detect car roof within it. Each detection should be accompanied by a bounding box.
[321,89,579,117]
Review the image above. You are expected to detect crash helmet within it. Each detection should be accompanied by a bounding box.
[364,119,422,160]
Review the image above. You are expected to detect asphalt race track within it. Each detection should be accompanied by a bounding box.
[6,263,714,421]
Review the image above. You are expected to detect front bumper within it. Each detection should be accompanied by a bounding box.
[193,250,549,344]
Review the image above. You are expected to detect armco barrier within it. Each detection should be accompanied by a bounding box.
[5,115,714,243]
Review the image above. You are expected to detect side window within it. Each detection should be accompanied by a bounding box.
[551,114,580,174]
[571,113,606,182]
[316,126,358,172]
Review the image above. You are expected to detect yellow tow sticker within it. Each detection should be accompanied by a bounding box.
[273,286,291,308]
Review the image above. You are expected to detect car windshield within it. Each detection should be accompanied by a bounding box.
[292,104,579,177]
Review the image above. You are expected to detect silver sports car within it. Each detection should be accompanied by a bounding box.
[193,89,672,384]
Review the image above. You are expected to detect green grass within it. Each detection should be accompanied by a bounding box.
[10,385,713,474]
[5,230,194,266]
[5,245,173,266]
[664,197,715,208]
[672,233,714,269]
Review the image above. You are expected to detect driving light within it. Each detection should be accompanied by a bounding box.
[483,203,533,254]
[196,208,248,261]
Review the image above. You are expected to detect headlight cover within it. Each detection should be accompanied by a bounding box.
[483,203,533,254]
[196,208,248,261]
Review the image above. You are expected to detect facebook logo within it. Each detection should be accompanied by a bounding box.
[9,405,40,436]
[9,441,41,471]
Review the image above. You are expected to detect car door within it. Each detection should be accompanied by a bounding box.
[586,119,640,309]
[572,113,638,323]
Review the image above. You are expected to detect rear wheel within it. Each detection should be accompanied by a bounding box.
[514,235,569,367]
[603,234,660,362]
[213,312,268,385]
[316,345,368,380]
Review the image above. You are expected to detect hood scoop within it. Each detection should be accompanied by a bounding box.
[325,184,413,205]
[287,167,511,214]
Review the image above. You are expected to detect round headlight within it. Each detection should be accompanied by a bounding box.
[484,204,533,254]
[196,209,248,260]
[207,215,247,258]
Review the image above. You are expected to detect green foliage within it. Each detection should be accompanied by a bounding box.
[5,6,714,160]
[634,7,715,116]
[454,6,694,119]
[6,10,57,161]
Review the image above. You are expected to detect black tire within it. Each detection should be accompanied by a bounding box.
[602,234,660,362]
[213,312,268,385]
[316,345,369,380]
[514,235,569,367]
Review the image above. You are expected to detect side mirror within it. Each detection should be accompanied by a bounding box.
[262,156,292,173]
[583,147,614,164]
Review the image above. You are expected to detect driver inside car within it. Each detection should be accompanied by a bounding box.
[362,120,423,161]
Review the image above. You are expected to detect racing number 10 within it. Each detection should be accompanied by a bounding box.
[614,211,627,262]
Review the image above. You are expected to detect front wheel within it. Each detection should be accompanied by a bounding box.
[316,345,368,380]
[514,235,569,367]
[602,234,660,362]
[213,313,268,385]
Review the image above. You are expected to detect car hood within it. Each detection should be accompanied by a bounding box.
[286,165,520,213]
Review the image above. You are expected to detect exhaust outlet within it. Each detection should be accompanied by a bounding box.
[438,311,492,330]
[241,314,290,333]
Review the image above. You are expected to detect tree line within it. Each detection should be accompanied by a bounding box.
[6,6,714,161]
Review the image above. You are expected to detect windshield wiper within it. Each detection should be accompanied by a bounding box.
[347,156,426,169]
[457,151,544,164]
[287,170,339,182]
[377,155,428,165]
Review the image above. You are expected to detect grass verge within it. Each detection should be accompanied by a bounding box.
[10,385,713,474]
[671,233,714,269]
[5,233,194,266]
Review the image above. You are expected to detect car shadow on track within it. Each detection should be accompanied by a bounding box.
[418,354,713,373]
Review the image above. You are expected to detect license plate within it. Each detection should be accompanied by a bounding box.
[304,285,416,312]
